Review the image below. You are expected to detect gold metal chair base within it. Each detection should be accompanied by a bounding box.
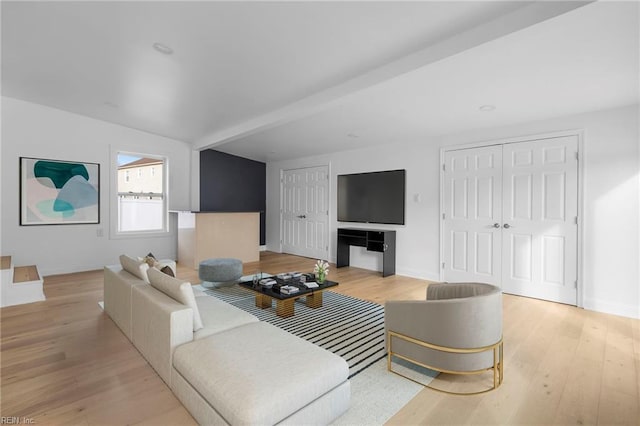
[387,331,503,395]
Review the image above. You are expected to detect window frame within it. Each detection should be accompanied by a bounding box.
[110,149,169,239]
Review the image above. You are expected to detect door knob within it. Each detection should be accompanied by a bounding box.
[297,215,306,219]
[493,223,500,228]
[503,223,511,229]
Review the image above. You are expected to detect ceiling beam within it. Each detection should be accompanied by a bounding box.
[194,1,592,152]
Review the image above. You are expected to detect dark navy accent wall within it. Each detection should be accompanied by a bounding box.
[200,150,266,245]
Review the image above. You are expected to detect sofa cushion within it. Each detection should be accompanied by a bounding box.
[148,268,203,331]
[131,284,194,385]
[172,322,349,425]
[120,254,150,283]
[193,295,259,340]
[104,265,148,340]
[427,282,499,300]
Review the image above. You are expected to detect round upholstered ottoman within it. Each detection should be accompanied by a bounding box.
[198,258,243,288]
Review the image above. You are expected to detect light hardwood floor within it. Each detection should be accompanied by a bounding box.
[1,251,638,425]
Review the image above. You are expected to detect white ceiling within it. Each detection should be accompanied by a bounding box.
[2,1,638,162]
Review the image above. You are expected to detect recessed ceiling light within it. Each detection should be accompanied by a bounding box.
[153,42,173,55]
[479,105,496,112]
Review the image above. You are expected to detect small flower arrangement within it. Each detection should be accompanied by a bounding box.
[314,260,330,283]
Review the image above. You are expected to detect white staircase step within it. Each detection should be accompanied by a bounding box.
[0,260,45,308]
[1,256,11,270]
[13,265,40,283]
[0,256,13,289]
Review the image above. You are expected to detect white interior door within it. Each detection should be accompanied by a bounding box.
[501,136,578,305]
[443,145,503,286]
[442,135,579,305]
[281,166,329,260]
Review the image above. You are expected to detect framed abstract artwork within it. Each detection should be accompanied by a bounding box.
[20,157,100,225]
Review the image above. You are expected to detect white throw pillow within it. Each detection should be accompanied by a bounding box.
[120,254,150,283]
[147,267,204,331]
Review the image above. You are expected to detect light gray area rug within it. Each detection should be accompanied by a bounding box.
[196,283,387,378]
[332,358,425,426]
[196,283,438,425]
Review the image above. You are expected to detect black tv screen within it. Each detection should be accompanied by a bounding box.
[337,169,406,225]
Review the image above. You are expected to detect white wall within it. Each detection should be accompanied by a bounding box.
[438,104,639,319]
[266,104,639,319]
[266,144,443,282]
[1,97,192,275]
[4,96,635,318]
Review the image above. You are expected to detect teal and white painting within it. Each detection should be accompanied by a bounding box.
[20,157,100,225]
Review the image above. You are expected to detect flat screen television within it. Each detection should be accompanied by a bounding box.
[337,169,406,225]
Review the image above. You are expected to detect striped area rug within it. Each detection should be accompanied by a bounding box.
[198,285,386,378]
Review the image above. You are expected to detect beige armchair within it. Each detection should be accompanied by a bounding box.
[385,282,503,395]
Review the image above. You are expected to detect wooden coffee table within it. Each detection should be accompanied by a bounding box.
[238,278,338,318]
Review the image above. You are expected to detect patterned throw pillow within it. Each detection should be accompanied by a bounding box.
[160,265,175,277]
[142,252,157,268]
[139,253,175,277]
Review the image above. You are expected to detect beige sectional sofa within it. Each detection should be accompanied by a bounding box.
[103,256,350,425]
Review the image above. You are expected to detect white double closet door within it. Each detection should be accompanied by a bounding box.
[443,136,579,305]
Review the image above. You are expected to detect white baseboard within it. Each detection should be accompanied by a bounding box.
[324,259,439,283]
[396,267,440,282]
[583,298,640,319]
[260,245,267,251]
[38,263,105,277]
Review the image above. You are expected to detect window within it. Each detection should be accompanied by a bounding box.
[116,152,167,233]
